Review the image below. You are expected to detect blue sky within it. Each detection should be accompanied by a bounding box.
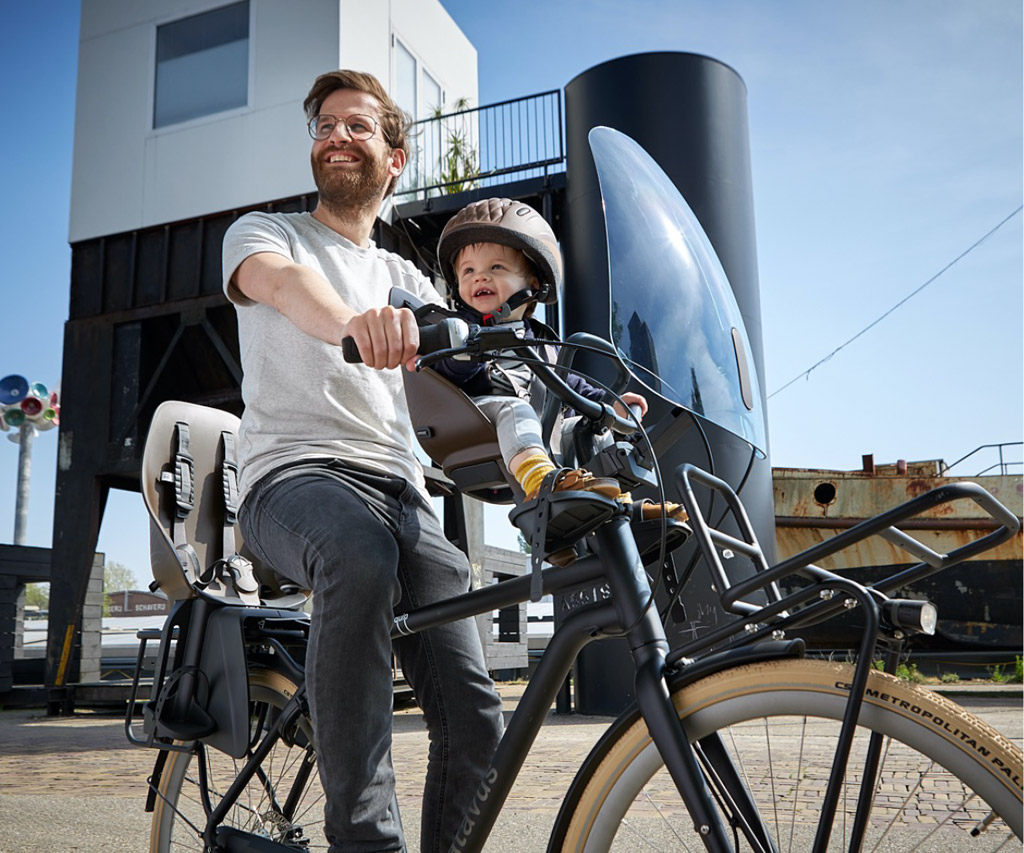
[0,0,1021,577]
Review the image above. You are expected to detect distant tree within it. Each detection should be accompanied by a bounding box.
[24,582,49,611]
[104,560,139,593]
[103,560,140,616]
[517,533,532,555]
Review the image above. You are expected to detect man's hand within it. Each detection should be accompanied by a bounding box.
[342,306,420,370]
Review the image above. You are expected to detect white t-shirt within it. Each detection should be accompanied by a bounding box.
[222,211,443,503]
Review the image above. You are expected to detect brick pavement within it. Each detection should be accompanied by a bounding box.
[0,684,1019,851]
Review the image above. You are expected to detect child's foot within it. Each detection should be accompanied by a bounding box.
[525,468,621,502]
[635,500,689,523]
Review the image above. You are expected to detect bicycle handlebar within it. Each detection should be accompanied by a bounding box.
[343,319,640,436]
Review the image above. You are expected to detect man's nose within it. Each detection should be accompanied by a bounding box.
[329,121,353,142]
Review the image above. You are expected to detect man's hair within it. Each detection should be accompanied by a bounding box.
[304,69,411,157]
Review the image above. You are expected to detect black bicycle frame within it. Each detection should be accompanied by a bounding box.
[391,513,740,852]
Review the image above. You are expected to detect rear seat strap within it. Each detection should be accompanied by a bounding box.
[217,430,260,605]
[160,421,200,582]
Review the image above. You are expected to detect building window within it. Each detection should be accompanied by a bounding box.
[393,37,445,122]
[154,1,249,129]
[394,39,418,122]
[393,37,448,193]
[422,70,442,118]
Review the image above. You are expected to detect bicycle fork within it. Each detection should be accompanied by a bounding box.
[597,517,766,853]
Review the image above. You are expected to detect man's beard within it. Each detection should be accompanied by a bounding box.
[312,147,392,214]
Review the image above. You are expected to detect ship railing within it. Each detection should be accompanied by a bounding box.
[941,441,1023,477]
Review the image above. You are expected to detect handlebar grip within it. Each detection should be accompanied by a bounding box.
[342,336,362,363]
[340,318,468,365]
[417,321,456,355]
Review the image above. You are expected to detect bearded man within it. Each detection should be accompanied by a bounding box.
[221,70,504,853]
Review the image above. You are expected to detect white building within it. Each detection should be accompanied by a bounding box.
[70,0,477,242]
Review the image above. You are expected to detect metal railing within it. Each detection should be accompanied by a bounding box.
[941,441,1023,477]
[395,90,565,200]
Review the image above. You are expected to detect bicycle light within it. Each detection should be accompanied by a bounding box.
[884,599,938,635]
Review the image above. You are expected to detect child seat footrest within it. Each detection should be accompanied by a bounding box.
[631,516,691,564]
[510,490,622,601]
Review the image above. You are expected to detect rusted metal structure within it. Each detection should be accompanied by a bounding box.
[774,452,1024,667]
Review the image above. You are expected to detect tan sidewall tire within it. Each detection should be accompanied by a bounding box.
[561,659,1023,851]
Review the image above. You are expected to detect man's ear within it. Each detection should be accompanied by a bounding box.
[389,147,407,178]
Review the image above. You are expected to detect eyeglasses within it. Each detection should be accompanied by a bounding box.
[307,113,380,141]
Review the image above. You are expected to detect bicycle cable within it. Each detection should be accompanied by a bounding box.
[470,339,671,639]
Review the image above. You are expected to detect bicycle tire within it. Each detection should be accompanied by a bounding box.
[552,659,1022,852]
[150,667,325,852]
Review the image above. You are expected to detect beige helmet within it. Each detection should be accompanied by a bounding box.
[437,198,562,306]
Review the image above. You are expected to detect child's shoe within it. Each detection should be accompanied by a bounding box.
[636,501,689,523]
[525,468,621,502]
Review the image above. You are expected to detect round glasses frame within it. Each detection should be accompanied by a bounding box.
[307,113,380,142]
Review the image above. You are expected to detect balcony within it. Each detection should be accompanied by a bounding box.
[395,90,565,203]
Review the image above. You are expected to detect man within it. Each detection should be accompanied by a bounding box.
[222,69,504,853]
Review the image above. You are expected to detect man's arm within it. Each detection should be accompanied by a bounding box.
[233,251,419,371]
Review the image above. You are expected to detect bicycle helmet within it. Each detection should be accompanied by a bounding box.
[437,198,562,316]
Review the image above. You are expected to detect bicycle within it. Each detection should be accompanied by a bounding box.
[126,127,1022,852]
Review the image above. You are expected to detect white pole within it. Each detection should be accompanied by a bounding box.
[13,422,34,545]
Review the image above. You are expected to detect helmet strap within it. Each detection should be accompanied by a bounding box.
[492,288,538,322]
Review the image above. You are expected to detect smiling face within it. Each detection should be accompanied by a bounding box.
[310,88,405,211]
[456,243,537,315]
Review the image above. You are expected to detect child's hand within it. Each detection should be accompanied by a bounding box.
[614,392,648,422]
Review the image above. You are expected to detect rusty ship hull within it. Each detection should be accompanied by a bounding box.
[773,458,1023,660]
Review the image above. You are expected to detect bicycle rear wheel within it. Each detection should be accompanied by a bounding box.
[553,659,1022,851]
[149,667,326,852]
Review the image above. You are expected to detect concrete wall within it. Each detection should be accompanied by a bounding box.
[80,555,104,683]
[71,0,476,242]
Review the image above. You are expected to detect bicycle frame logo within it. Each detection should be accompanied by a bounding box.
[452,766,500,850]
[560,582,612,614]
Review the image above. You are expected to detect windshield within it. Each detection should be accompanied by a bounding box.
[590,126,767,453]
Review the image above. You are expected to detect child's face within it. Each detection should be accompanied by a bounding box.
[456,243,535,315]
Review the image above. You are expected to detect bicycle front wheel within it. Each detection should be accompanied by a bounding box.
[149,667,326,852]
[554,659,1022,851]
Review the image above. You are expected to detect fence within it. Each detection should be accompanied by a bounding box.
[396,90,565,201]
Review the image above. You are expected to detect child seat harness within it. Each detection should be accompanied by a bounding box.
[161,421,261,605]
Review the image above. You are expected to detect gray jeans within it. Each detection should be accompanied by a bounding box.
[239,460,504,853]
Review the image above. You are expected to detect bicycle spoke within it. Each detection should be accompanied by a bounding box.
[153,676,328,851]
[787,718,806,853]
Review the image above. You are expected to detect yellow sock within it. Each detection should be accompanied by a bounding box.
[515,453,556,497]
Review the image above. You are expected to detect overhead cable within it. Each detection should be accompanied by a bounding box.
[769,204,1023,399]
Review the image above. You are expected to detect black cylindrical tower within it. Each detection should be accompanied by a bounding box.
[562,52,776,714]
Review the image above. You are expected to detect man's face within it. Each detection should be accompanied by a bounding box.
[310,88,405,210]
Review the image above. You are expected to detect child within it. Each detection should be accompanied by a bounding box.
[433,198,687,530]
